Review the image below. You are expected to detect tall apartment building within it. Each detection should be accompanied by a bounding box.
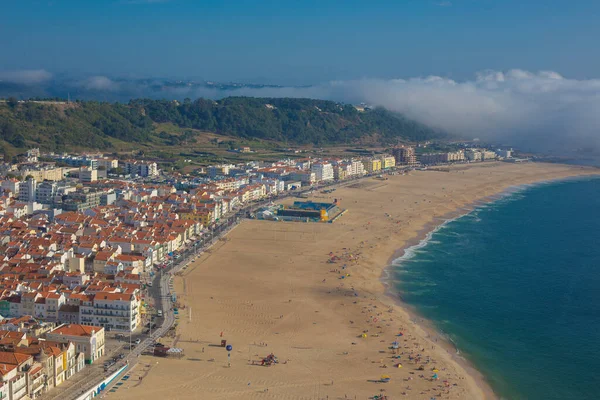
[18,178,37,202]
[380,155,396,169]
[35,181,59,204]
[465,149,482,161]
[365,159,382,173]
[62,189,102,212]
[288,171,316,185]
[79,167,98,183]
[481,150,497,161]
[393,146,418,166]
[496,149,512,159]
[207,164,234,178]
[333,163,352,180]
[350,160,366,176]
[1,179,20,196]
[74,290,141,332]
[96,158,119,170]
[123,161,159,177]
[310,162,334,182]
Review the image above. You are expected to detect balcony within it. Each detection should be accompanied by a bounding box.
[31,380,45,394]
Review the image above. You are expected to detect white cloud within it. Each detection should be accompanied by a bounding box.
[81,76,120,91]
[170,69,600,154]
[0,69,52,84]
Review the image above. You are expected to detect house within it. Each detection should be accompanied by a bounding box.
[45,324,105,365]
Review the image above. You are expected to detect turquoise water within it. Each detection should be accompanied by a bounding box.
[393,177,600,400]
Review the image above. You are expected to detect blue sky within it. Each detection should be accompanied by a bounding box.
[1,0,599,84]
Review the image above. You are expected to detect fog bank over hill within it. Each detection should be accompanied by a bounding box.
[2,69,600,155]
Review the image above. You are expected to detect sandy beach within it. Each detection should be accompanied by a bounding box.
[109,162,598,400]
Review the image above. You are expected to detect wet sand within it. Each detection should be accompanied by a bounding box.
[110,162,598,400]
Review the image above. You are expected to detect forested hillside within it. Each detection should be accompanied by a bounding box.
[0,97,442,153]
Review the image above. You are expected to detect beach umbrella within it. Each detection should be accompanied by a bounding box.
[362,333,368,338]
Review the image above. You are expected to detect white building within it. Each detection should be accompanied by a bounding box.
[35,181,59,204]
[465,149,482,162]
[496,149,512,159]
[123,161,159,177]
[1,179,20,196]
[481,150,497,161]
[18,178,36,202]
[207,164,235,178]
[90,291,141,332]
[350,160,366,176]
[79,167,98,183]
[310,162,334,182]
[96,158,119,170]
[45,324,105,364]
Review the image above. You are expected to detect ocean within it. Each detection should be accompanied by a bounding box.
[392,176,600,400]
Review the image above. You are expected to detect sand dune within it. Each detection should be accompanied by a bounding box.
[109,162,598,400]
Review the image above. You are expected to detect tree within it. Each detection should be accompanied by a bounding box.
[7,97,18,108]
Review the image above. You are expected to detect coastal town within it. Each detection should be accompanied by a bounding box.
[0,143,519,400]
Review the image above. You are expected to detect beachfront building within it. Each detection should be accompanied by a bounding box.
[350,160,366,176]
[365,159,382,173]
[310,162,334,182]
[418,152,466,165]
[380,155,396,170]
[465,149,482,161]
[288,171,316,186]
[276,200,344,222]
[496,149,512,159]
[393,146,418,166]
[45,324,105,364]
[333,163,352,180]
[481,150,497,161]
[91,291,141,332]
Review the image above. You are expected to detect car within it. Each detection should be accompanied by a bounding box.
[134,338,141,345]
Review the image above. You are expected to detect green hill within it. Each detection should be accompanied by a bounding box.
[0,97,442,155]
